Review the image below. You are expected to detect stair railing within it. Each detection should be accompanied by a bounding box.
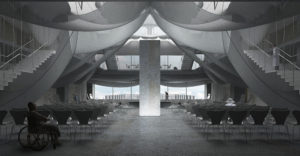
[263,39,298,58]
[0,41,49,89]
[0,39,34,58]
[246,39,271,71]
[0,41,48,70]
[278,53,300,86]
[246,38,300,88]
[262,39,300,86]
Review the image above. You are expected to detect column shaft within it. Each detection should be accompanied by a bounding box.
[139,40,160,116]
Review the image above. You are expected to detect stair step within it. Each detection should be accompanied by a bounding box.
[245,49,300,95]
[0,81,9,87]
[0,50,56,90]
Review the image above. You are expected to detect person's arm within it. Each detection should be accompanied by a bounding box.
[32,111,48,122]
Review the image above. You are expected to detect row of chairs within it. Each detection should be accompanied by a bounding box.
[0,103,116,141]
[184,104,300,141]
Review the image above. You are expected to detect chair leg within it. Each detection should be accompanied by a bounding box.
[222,125,227,141]
[292,126,295,142]
[265,126,270,141]
[248,126,253,140]
[270,126,274,141]
[205,125,209,140]
[244,126,248,143]
[285,125,291,142]
[8,125,15,141]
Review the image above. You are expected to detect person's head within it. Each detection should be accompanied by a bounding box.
[28,102,36,111]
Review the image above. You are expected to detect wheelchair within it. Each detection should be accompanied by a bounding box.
[18,126,56,151]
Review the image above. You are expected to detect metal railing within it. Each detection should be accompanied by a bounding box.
[246,39,273,72]
[0,41,48,70]
[0,39,34,58]
[0,41,50,90]
[104,94,195,100]
[263,39,298,58]
[258,39,300,86]
[246,38,300,88]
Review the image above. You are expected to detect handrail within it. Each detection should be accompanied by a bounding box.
[0,53,23,69]
[263,39,297,58]
[263,39,274,47]
[276,47,298,58]
[27,42,48,57]
[246,39,271,57]
[0,41,48,69]
[0,39,34,58]
[278,54,300,70]
[246,38,300,71]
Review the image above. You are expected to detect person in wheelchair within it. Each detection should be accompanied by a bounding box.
[27,102,61,145]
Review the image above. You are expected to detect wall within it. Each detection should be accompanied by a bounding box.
[35,88,62,106]
[246,90,268,106]
[211,83,232,102]
[66,82,87,104]
[35,81,87,106]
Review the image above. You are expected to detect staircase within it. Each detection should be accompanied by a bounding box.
[244,50,275,73]
[244,48,300,94]
[0,50,56,90]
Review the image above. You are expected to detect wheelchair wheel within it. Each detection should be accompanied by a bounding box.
[18,126,50,151]
[18,126,30,148]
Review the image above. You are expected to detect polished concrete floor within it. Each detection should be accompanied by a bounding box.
[0,108,299,156]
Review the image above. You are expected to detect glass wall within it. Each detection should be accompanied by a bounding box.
[114,55,184,71]
[160,55,183,70]
[161,85,205,99]
[95,84,205,100]
[116,55,139,70]
[95,85,139,99]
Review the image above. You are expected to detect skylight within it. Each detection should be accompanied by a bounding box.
[196,1,231,15]
[192,61,200,70]
[68,2,99,15]
[133,15,167,38]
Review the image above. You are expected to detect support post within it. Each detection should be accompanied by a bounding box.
[139,40,160,116]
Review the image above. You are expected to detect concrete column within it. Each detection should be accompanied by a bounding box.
[64,85,69,104]
[139,40,160,116]
[204,84,207,99]
[80,81,87,101]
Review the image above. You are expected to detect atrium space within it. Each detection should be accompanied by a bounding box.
[1,1,300,155]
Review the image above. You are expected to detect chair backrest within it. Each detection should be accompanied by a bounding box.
[0,111,7,124]
[128,102,139,108]
[194,107,202,117]
[107,104,114,113]
[103,105,110,114]
[161,101,172,108]
[52,110,72,125]
[10,109,27,125]
[293,110,300,125]
[271,109,290,125]
[185,104,193,113]
[250,106,269,125]
[74,110,93,125]
[191,105,199,114]
[197,108,210,120]
[228,110,248,125]
[207,110,226,125]
[90,108,102,120]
